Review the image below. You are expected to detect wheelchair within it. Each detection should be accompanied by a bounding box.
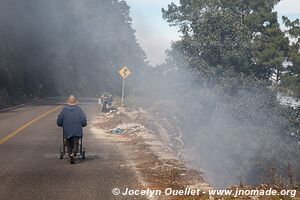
[59,136,85,160]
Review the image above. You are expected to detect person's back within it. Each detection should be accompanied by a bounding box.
[57,105,87,138]
[57,95,87,164]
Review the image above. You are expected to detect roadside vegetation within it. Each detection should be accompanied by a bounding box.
[129,0,300,189]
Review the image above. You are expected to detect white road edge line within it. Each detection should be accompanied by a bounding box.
[0,97,50,112]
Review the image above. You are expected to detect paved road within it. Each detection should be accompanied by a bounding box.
[0,98,145,200]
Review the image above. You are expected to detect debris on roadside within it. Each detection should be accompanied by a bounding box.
[111,128,125,135]
[110,123,145,135]
[93,106,215,200]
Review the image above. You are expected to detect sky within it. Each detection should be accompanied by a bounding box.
[125,0,300,65]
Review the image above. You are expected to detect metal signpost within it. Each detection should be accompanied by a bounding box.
[118,66,131,106]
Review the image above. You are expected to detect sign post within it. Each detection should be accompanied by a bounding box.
[121,78,125,106]
[118,66,131,106]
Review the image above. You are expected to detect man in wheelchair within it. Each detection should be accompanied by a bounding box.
[57,95,87,164]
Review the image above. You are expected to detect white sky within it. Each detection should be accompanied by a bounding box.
[126,0,300,65]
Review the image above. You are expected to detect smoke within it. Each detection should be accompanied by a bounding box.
[1,0,298,188]
[0,0,145,100]
[128,52,300,188]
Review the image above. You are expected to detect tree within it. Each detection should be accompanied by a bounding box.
[252,20,290,84]
[279,16,300,97]
[162,0,290,83]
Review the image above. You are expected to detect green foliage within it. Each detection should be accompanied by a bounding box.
[277,16,300,97]
[252,22,290,82]
[162,0,300,86]
[168,0,298,110]
[280,75,300,97]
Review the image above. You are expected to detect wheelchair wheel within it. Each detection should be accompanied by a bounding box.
[82,149,85,160]
[59,147,64,159]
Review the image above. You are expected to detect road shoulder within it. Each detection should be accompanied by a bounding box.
[91,108,213,200]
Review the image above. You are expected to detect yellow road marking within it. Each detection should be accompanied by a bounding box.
[0,106,62,145]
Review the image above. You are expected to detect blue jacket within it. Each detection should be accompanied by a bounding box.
[57,105,87,138]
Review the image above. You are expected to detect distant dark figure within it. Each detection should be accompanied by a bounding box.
[98,92,113,112]
[57,95,87,164]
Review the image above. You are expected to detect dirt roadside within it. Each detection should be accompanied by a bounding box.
[90,105,299,200]
[91,106,213,200]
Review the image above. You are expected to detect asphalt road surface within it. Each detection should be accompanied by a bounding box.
[0,98,146,200]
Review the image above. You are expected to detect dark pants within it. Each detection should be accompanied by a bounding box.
[66,137,80,156]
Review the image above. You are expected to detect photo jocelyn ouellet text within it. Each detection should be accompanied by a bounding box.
[112,187,297,198]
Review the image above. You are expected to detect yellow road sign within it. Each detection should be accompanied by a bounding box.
[119,66,131,79]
